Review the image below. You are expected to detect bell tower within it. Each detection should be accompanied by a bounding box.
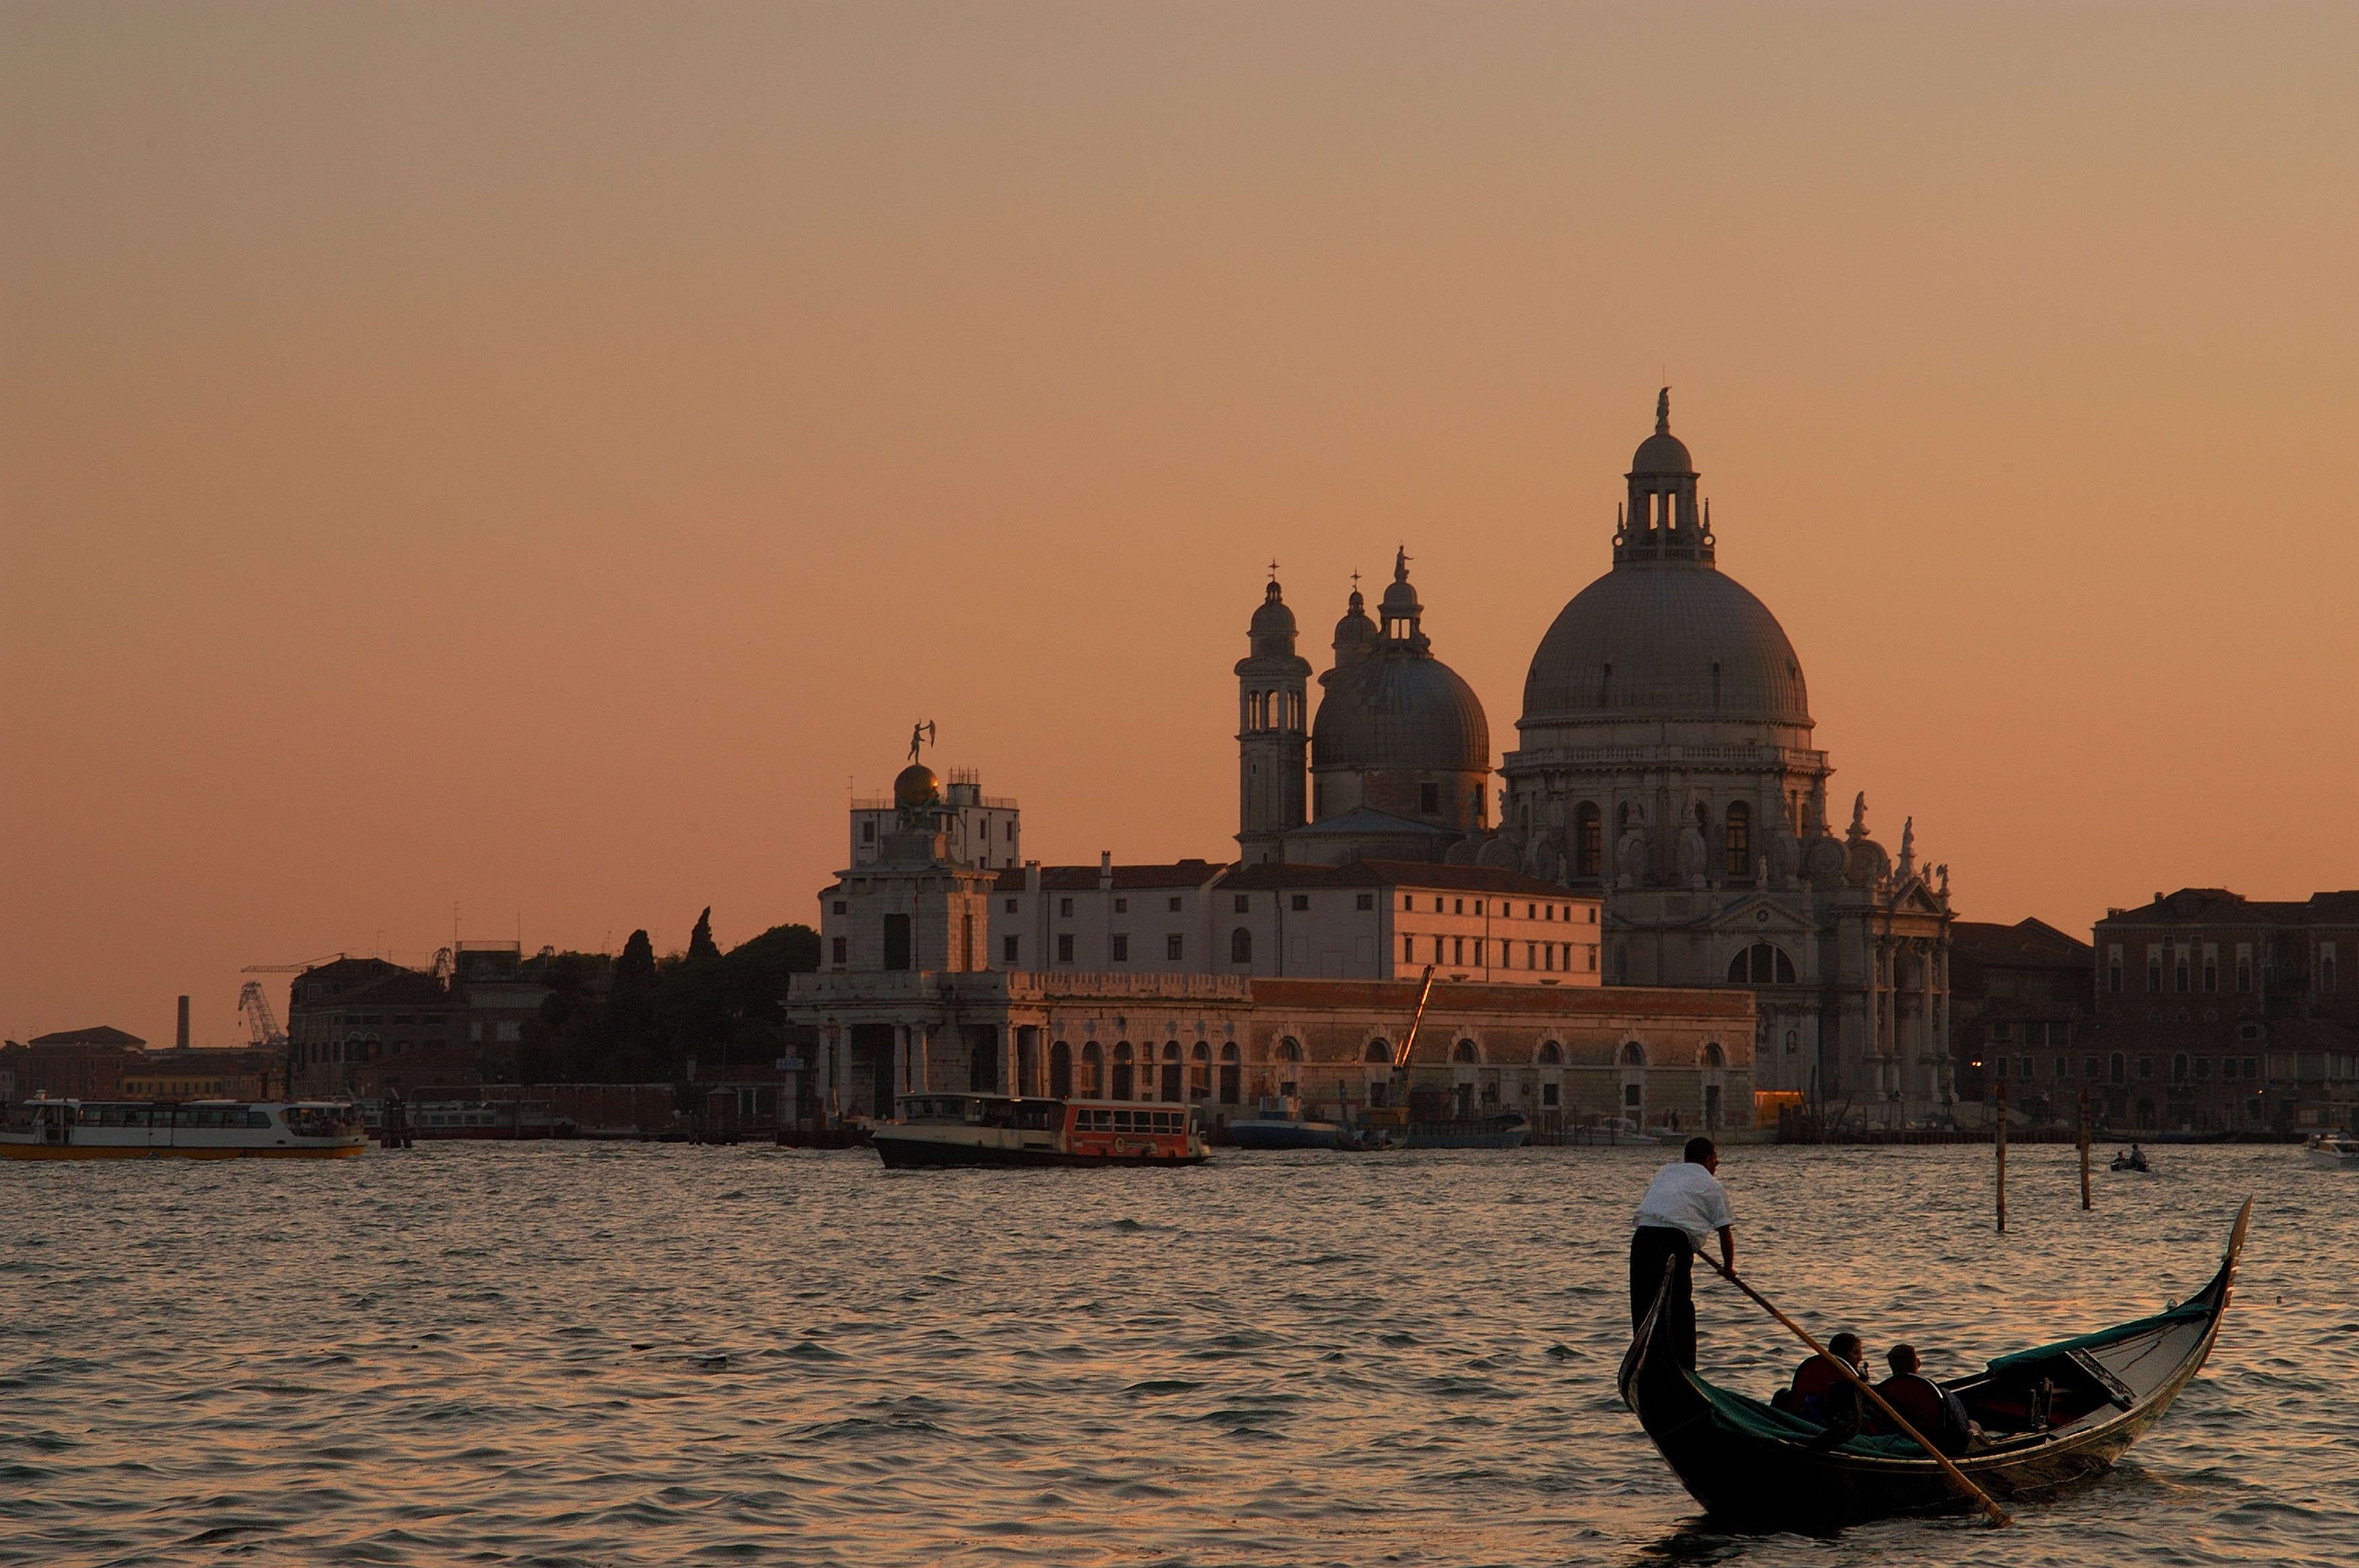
[1235,569,1311,863]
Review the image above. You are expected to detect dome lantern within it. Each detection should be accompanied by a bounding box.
[1614,388,1713,567]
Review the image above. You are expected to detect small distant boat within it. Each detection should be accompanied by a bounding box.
[873,1094,1208,1168]
[0,1098,369,1160]
[2305,1131,2359,1170]
[1618,1199,2251,1526]
[1391,1110,1530,1150]
[1228,1095,1341,1151]
[2110,1149,2153,1173]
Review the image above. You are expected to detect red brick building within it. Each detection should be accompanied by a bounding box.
[2087,888,2359,1133]
[3,1026,146,1100]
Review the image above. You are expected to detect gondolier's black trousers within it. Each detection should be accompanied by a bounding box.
[1629,1225,1697,1369]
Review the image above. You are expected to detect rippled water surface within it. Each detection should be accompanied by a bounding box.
[5,1142,2356,1566]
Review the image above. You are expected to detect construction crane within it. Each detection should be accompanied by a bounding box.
[1365,965,1440,1128]
[239,952,346,975]
[238,982,289,1050]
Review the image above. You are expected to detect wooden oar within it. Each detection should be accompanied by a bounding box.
[1700,1257,2013,1528]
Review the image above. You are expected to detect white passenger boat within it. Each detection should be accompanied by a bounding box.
[0,1098,369,1160]
[873,1094,1209,1168]
[2306,1131,2359,1169]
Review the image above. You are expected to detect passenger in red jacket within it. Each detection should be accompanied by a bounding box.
[1873,1343,1976,1455]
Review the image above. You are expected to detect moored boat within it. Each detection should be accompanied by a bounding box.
[1228,1095,1341,1150]
[1390,1109,1531,1150]
[0,1098,369,1160]
[363,1098,578,1141]
[2306,1131,2359,1169]
[873,1094,1208,1168]
[1617,1197,2251,1526]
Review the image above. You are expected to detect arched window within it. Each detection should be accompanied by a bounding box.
[1163,1040,1182,1061]
[1218,1042,1241,1105]
[2109,1052,2126,1085]
[2172,1053,2189,1084]
[1112,1042,1135,1101]
[1190,1041,1211,1100]
[1537,1040,1562,1065]
[1452,1040,1479,1064]
[1230,927,1253,964]
[1727,943,1798,984]
[1049,1041,1072,1098]
[1620,1040,1647,1067]
[1725,802,1751,876]
[1703,1042,1726,1068]
[1364,1040,1390,1063]
[1277,1037,1303,1062]
[1575,802,1602,878]
[1081,1041,1103,1096]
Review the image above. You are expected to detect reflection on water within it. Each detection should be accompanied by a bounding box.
[3,1143,2354,1565]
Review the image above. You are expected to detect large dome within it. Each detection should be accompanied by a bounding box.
[1523,564,1810,728]
[1314,654,1490,772]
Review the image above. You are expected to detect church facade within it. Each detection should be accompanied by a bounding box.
[1239,393,1955,1127]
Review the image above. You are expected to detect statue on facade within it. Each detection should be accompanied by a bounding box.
[1676,821,1707,884]
[1616,805,1649,887]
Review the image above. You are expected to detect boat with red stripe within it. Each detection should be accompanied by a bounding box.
[872,1094,1208,1168]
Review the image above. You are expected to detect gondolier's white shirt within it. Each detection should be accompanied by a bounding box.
[1631,1160,1733,1253]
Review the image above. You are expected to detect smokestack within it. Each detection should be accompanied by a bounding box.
[177,995,190,1050]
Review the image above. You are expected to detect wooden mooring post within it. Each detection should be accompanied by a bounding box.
[1994,1081,2008,1232]
[2078,1087,2093,1211]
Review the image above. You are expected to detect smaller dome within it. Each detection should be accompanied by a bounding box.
[893,763,940,809]
[1630,430,1693,476]
[1312,655,1489,774]
[1250,582,1295,637]
[1332,589,1376,648]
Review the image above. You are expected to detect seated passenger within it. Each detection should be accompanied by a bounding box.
[1786,1331,1866,1420]
[1873,1343,1975,1455]
[1777,1332,1868,1447]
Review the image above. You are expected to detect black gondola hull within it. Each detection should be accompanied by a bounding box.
[1618,1199,2249,1528]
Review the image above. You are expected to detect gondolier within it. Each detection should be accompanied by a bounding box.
[1629,1135,1735,1369]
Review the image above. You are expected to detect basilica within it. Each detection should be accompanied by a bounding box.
[789,392,1950,1135]
[1239,391,1955,1124]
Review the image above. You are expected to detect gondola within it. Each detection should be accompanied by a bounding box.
[1616,1197,2251,1526]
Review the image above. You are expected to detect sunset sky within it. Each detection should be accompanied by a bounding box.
[6,3,2356,1048]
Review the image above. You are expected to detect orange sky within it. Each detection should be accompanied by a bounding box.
[6,3,2357,1048]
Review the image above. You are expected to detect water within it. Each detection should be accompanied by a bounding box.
[4,1143,2354,1567]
